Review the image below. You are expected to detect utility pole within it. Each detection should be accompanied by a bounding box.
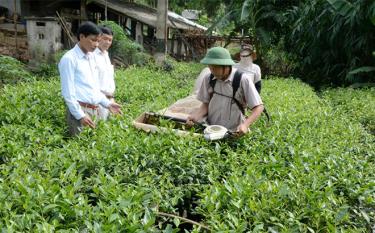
[154,0,168,64]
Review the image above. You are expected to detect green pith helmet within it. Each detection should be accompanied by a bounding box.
[200,47,235,66]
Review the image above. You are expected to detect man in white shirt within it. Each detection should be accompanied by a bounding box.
[58,21,122,136]
[234,44,262,93]
[95,26,115,120]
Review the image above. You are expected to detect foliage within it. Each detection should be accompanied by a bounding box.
[285,0,375,87]
[54,49,69,63]
[0,63,374,231]
[261,39,297,77]
[29,50,69,80]
[0,55,34,86]
[31,63,59,79]
[201,0,300,75]
[195,13,210,28]
[322,87,375,135]
[170,0,375,87]
[167,0,203,15]
[166,0,299,40]
[99,20,153,67]
[197,78,374,231]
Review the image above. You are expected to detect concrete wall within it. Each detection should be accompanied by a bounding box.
[26,18,62,66]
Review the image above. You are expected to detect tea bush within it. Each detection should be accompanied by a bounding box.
[0,55,34,86]
[322,88,375,135]
[30,51,67,80]
[198,78,374,232]
[0,65,373,232]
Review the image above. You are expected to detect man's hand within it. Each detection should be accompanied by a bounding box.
[236,104,263,135]
[237,123,250,135]
[108,102,123,115]
[186,114,199,126]
[80,115,96,128]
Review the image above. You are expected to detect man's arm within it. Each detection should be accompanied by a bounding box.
[59,56,97,128]
[97,70,121,115]
[59,56,85,120]
[187,102,208,124]
[187,70,211,125]
[237,73,264,134]
[237,104,264,134]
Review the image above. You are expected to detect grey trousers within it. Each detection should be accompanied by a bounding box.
[66,107,99,137]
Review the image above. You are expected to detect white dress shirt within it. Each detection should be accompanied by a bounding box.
[94,48,115,95]
[58,44,111,120]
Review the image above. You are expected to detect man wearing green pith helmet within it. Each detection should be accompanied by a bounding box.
[187,47,264,135]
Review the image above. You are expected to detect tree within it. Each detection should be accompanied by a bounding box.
[203,0,299,66]
[285,0,375,87]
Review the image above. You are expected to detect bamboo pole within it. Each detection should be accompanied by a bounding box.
[56,11,75,46]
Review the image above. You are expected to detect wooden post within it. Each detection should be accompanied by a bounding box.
[13,0,18,58]
[183,42,188,60]
[135,22,143,45]
[80,0,87,22]
[147,26,154,38]
[170,33,175,57]
[177,35,182,60]
[124,17,128,29]
[105,0,108,21]
[130,19,137,40]
[154,0,168,64]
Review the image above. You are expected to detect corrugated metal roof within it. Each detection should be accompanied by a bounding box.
[92,0,207,31]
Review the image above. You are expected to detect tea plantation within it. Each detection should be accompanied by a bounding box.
[0,63,374,232]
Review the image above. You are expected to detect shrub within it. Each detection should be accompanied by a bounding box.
[0,55,34,86]
[322,87,375,135]
[285,0,375,87]
[261,39,297,77]
[31,63,59,79]
[29,50,67,80]
[99,21,153,67]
